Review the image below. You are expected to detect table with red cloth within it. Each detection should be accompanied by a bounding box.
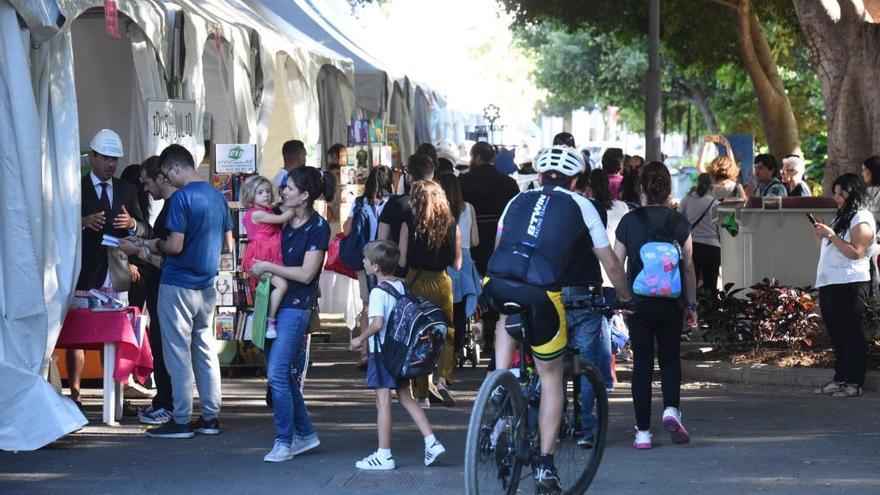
[56,307,153,425]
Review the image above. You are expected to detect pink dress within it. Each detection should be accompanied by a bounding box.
[241,206,283,291]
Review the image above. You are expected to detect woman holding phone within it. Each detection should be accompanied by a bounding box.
[812,174,875,398]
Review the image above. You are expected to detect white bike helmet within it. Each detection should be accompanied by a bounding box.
[535,145,585,176]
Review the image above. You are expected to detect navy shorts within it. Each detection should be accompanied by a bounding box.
[365,353,407,389]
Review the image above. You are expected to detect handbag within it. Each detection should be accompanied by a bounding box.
[324,232,358,279]
[251,278,271,350]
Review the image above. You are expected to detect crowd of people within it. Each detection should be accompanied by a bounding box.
[72,124,880,495]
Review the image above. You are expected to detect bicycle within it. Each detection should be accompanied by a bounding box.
[457,316,482,368]
[464,298,624,495]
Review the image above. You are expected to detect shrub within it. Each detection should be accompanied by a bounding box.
[743,278,820,350]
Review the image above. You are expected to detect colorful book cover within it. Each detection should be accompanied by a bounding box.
[213,174,233,201]
[214,310,236,340]
[369,118,384,143]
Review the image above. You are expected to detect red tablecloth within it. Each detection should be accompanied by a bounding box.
[56,308,153,384]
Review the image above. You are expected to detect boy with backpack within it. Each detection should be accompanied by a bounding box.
[349,240,447,470]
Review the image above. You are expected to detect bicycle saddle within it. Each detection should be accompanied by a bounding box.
[501,302,528,315]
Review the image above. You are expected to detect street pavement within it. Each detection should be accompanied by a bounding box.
[2,342,880,495]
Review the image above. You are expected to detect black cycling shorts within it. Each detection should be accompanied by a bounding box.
[482,277,567,361]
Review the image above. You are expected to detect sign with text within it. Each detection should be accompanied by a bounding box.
[215,144,257,174]
[147,99,198,158]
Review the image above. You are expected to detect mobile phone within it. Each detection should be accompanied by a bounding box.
[806,213,817,225]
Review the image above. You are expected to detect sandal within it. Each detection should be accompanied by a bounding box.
[814,381,844,394]
[832,384,863,398]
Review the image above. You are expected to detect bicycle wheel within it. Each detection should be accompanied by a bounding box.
[555,359,609,495]
[464,369,528,495]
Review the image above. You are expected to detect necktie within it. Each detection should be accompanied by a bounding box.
[99,182,111,218]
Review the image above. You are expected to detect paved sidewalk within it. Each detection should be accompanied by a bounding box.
[2,343,880,495]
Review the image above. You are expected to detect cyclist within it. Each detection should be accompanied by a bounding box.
[483,145,633,494]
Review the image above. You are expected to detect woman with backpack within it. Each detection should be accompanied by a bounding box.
[812,173,876,398]
[398,180,462,408]
[344,166,393,367]
[613,161,697,450]
[678,173,720,295]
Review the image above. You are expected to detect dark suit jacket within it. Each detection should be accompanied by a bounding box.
[77,175,147,292]
[460,165,520,275]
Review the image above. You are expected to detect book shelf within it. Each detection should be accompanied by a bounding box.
[211,173,264,372]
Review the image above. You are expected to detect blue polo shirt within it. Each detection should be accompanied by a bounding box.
[161,182,232,290]
[280,213,330,309]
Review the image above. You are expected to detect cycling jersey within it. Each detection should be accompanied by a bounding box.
[484,184,610,360]
[488,185,609,291]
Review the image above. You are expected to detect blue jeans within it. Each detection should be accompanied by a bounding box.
[267,308,315,445]
[563,288,613,438]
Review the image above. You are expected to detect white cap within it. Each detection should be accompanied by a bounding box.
[457,139,476,165]
[89,129,124,157]
[435,139,458,164]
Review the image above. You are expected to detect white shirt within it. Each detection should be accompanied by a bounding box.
[459,202,475,248]
[602,199,631,287]
[815,209,876,288]
[367,279,405,352]
[90,172,113,205]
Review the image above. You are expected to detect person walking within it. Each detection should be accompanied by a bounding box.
[349,240,447,470]
[251,167,330,462]
[812,174,876,398]
[144,145,233,438]
[397,180,462,408]
[613,161,698,449]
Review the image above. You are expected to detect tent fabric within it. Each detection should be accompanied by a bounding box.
[390,77,415,160]
[129,26,169,164]
[317,65,354,165]
[0,0,87,451]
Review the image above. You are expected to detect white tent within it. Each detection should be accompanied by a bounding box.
[0,0,353,451]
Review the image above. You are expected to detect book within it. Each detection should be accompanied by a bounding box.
[214,310,236,340]
[213,174,233,201]
[219,253,235,271]
[369,118,384,143]
[243,313,254,341]
[215,272,234,305]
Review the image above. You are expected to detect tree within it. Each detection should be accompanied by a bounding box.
[793,1,880,188]
[502,0,804,158]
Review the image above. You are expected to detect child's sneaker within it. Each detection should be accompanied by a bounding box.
[661,407,690,444]
[265,318,277,339]
[633,427,652,449]
[355,451,395,470]
[424,440,446,466]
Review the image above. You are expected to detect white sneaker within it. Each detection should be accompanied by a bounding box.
[355,451,395,470]
[633,427,652,449]
[424,440,446,466]
[661,407,690,444]
[263,442,293,462]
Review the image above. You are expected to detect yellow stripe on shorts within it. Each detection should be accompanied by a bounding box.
[531,290,567,361]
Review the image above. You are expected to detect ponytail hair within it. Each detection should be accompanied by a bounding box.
[694,173,712,198]
[288,166,325,209]
[640,161,671,205]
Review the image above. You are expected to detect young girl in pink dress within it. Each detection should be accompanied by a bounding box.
[240,175,294,338]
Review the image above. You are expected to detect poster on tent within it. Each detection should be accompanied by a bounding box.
[147,99,198,159]
[348,146,369,184]
[348,120,369,145]
[369,119,384,144]
[215,144,257,174]
[385,125,401,170]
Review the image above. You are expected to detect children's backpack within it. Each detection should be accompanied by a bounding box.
[340,197,371,270]
[374,281,448,379]
[631,208,683,298]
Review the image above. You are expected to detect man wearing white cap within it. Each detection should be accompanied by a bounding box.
[69,129,147,410]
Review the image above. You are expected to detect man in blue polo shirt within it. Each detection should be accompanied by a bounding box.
[145,144,233,439]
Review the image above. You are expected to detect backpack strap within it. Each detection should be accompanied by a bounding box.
[377,280,404,299]
[690,199,716,229]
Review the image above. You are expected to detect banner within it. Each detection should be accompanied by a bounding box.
[147,99,198,158]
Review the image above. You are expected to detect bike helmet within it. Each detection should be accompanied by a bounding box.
[535,146,586,176]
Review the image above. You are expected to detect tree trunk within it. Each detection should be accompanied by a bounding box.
[794,0,880,190]
[678,80,720,134]
[733,0,801,159]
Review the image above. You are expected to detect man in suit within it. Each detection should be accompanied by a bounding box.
[68,129,147,409]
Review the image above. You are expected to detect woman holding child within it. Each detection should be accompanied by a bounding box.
[250,167,330,462]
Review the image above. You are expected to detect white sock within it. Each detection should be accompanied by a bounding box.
[424,434,437,447]
[377,447,391,458]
